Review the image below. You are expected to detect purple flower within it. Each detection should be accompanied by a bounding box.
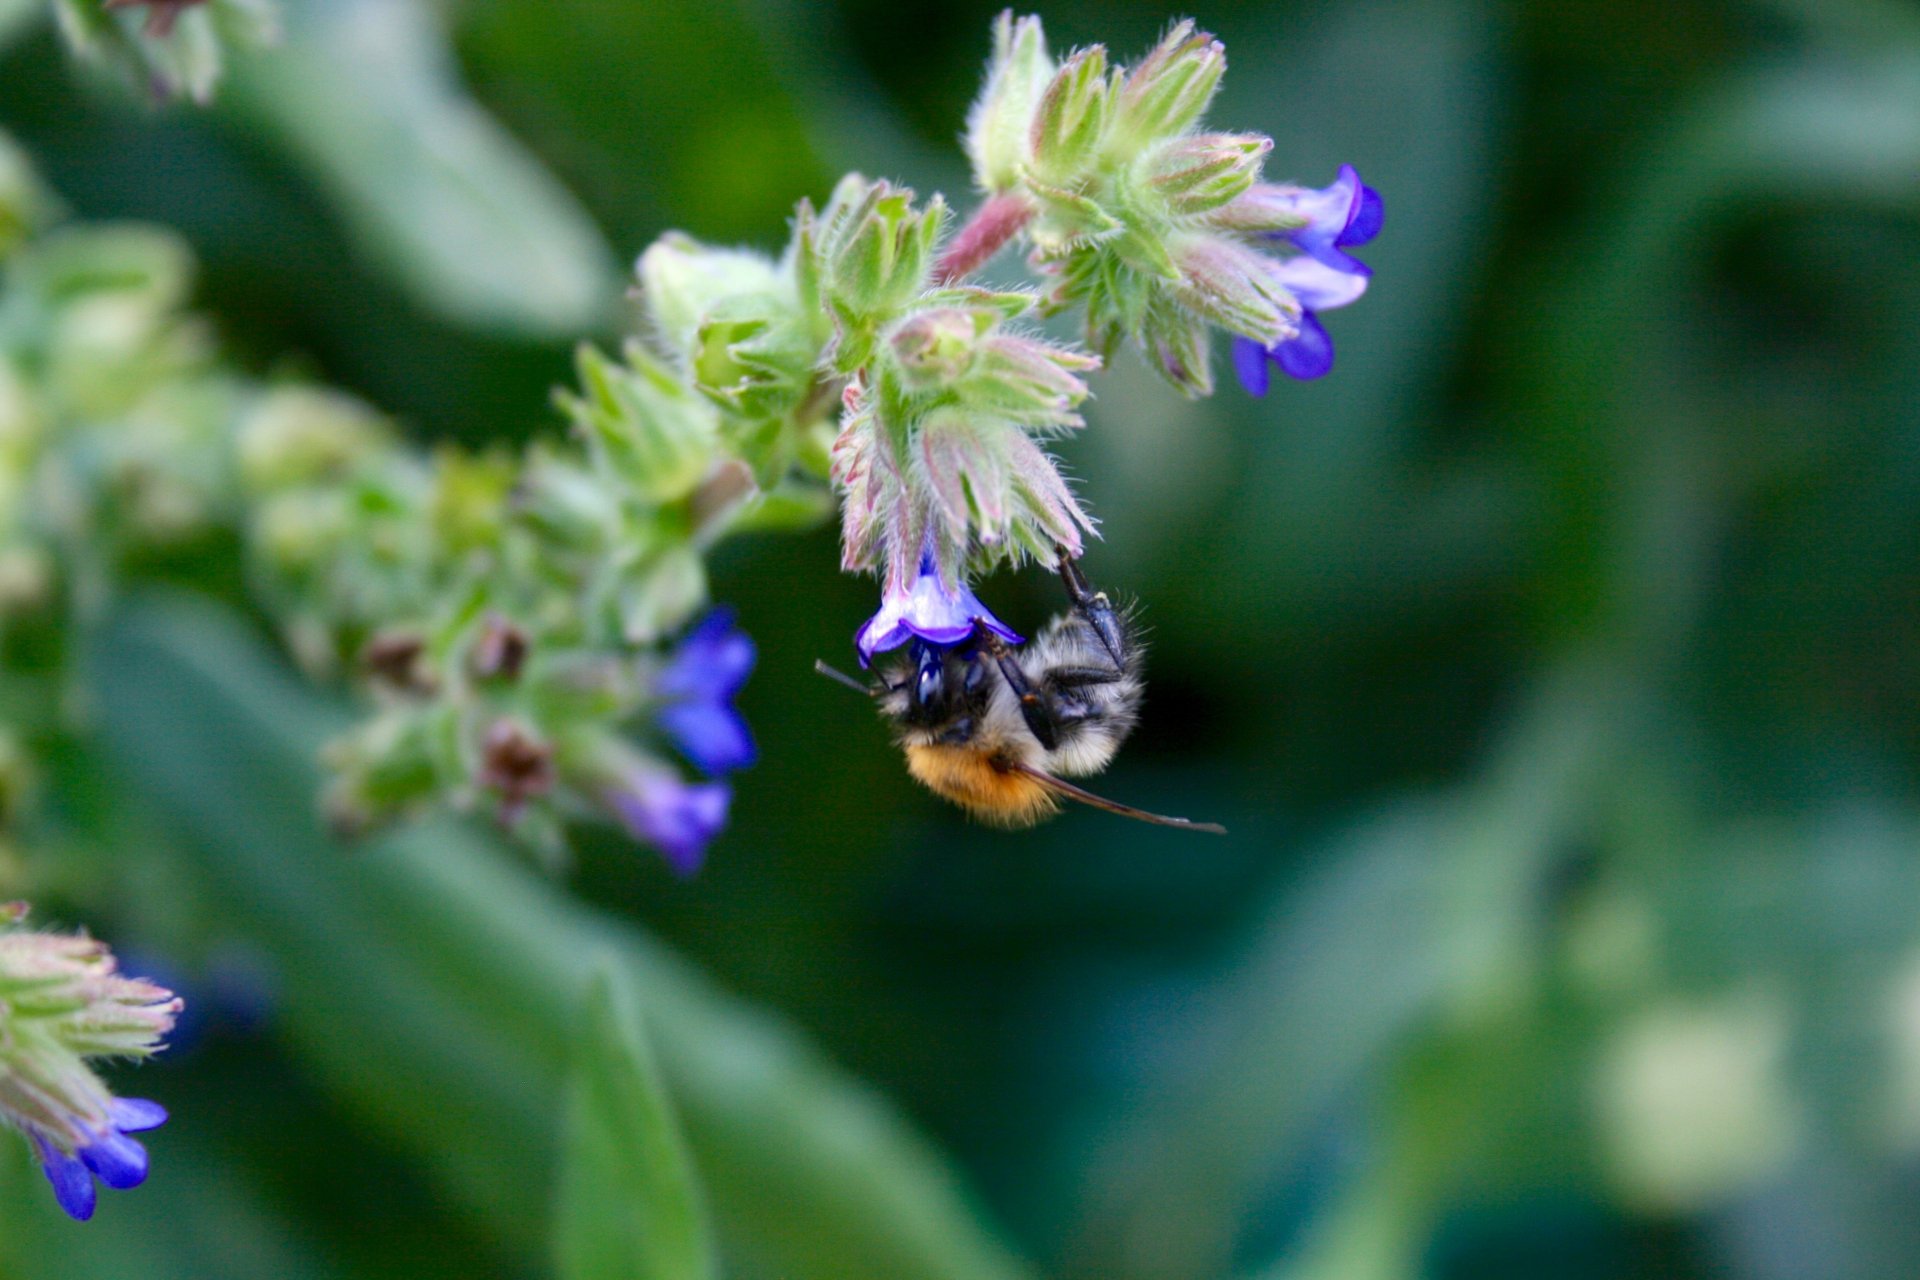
[1222,164,1382,393]
[1233,257,1372,391]
[35,1098,168,1222]
[1265,164,1382,275]
[607,771,731,876]
[655,608,756,776]
[855,549,1021,667]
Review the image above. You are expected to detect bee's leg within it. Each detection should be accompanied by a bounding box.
[973,621,1062,751]
[1055,549,1129,670]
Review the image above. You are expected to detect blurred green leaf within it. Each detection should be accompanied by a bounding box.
[1068,658,1640,1280]
[555,962,717,1280]
[88,593,1033,1280]
[0,0,39,54]
[223,0,620,337]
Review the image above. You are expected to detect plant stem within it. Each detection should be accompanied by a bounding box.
[932,194,1035,284]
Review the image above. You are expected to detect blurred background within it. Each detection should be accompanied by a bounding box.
[4,0,1920,1277]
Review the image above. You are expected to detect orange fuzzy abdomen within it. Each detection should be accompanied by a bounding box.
[904,744,1059,827]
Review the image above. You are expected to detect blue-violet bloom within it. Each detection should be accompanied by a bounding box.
[1234,256,1374,391]
[655,608,757,776]
[855,549,1022,667]
[607,770,732,877]
[36,1098,168,1222]
[1266,164,1383,275]
[1231,164,1382,392]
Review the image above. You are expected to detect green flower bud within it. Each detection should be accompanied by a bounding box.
[815,175,946,337]
[1145,132,1271,217]
[236,386,393,494]
[965,12,1052,193]
[888,307,989,388]
[1167,232,1297,344]
[1108,20,1225,149]
[636,233,785,360]
[1029,45,1111,185]
[617,543,707,645]
[558,342,719,505]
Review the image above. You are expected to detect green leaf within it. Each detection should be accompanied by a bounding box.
[223,0,619,337]
[556,963,717,1280]
[0,0,41,56]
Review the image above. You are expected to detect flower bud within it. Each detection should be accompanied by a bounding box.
[1167,233,1298,346]
[1029,45,1111,184]
[236,387,393,494]
[1109,20,1225,148]
[557,343,718,505]
[478,717,556,822]
[816,176,946,330]
[636,233,786,358]
[965,12,1052,193]
[889,307,988,387]
[618,543,709,645]
[1146,133,1271,217]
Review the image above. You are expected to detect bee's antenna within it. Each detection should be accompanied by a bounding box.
[813,659,878,696]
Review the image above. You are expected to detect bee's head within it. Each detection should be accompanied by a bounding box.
[891,642,991,744]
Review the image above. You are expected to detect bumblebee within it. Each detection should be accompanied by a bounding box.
[821,557,1224,832]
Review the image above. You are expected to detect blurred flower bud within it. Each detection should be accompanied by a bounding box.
[636,233,785,359]
[0,545,54,618]
[478,717,556,823]
[618,543,709,645]
[236,387,392,494]
[469,614,530,683]
[558,343,718,505]
[359,629,433,694]
[1595,996,1799,1213]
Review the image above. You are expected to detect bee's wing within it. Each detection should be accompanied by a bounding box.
[1009,764,1226,834]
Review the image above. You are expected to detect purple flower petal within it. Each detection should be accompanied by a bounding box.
[658,701,756,775]
[656,608,755,702]
[1274,312,1336,380]
[1232,335,1272,398]
[1269,255,1369,313]
[108,1098,168,1134]
[608,772,731,876]
[35,1137,96,1221]
[1345,181,1384,247]
[1266,164,1382,273]
[79,1132,149,1191]
[855,553,1021,666]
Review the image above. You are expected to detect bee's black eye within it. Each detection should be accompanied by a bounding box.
[963,658,988,693]
[915,661,945,711]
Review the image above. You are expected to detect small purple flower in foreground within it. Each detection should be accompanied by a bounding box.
[656,608,757,775]
[1233,165,1383,393]
[607,770,731,877]
[1264,164,1383,275]
[855,549,1022,667]
[35,1098,168,1222]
